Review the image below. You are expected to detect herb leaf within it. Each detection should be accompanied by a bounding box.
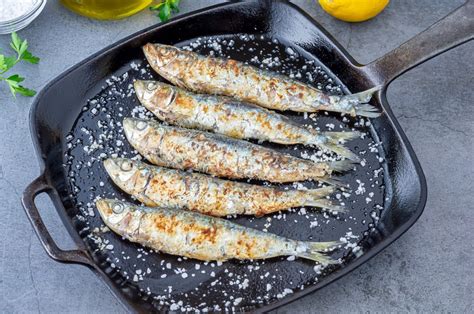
[159,3,171,21]
[6,74,25,83]
[1,32,39,98]
[22,50,40,64]
[15,85,36,97]
[8,83,36,97]
[169,0,180,12]
[4,56,17,69]
[150,0,181,22]
[10,32,22,54]
[151,2,165,10]
[0,55,6,72]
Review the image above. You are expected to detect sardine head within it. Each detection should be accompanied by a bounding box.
[134,80,176,113]
[104,158,137,183]
[143,43,182,68]
[123,118,151,143]
[96,199,133,233]
[104,158,152,196]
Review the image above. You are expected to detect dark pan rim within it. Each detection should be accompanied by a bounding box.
[27,1,428,312]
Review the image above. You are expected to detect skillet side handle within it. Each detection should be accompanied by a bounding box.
[364,1,474,86]
[22,174,95,268]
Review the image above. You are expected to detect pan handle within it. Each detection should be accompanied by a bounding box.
[363,0,473,86]
[21,173,95,267]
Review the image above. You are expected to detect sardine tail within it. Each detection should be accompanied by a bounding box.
[339,86,383,118]
[324,131,361,142]
[317,176,349,189]
[317,131,361,161]
[302,187,345,213]
[309,241,343,252]
[304,186,335,198]
[297,241,342,265]
[307,199,346,214]
[351,86,382,103]
[329,160,357,173]
[354,103,382,118]
[319,142,361,161]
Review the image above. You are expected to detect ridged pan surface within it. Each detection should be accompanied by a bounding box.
[63,34,386,312]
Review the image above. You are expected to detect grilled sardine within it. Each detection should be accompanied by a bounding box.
[104,158,343,217]
[143,43,381,117]
[97,199,340,263]
[123,118,354,184]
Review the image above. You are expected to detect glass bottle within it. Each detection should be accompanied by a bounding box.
[60,0,153,20]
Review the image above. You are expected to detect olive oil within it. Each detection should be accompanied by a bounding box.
[61,0,153,20]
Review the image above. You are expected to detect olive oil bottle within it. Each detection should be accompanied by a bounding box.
[61,0,153,20]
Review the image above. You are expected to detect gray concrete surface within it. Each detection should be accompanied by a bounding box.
[0,0,472,312]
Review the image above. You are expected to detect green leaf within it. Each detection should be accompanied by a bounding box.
[6,74,25,83]
[151,0,180,21]
[6,78,36,97]
[13,85,36,97]
[159,3,171,22]
[5,76,19,97]
[7,82,17,97]
[0,55,6,72]
[18,39,29,58]
[4,56,17,69]
[169,0,180,12]
[21,50,40,64]
[1,32,39,99]
[150,2,165,11]
[10,32,31,59]
[10,32,22,54]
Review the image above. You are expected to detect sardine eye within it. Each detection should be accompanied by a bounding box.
[135,120,148,131]
[112,203,124,214]
[159,48,172,56]
[146,82,157,91]
[120,160,133,171]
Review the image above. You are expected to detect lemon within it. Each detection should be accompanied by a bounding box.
[318,0,389,22]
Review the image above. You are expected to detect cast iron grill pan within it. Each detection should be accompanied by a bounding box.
[22,1,473,312]
[63,34,385,311]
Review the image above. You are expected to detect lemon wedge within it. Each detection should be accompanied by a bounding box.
[318,0,389,22]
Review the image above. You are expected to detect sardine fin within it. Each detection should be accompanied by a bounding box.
[329,160,358,173]
[297,241,342,265]
[301,187,346,213]
[354,104,382,118]
[324,131,361,142]
[318,134,361,161]
[317,176,349,189]
[323,143,360,161]
[304,186,335,198]
[341,86,383,118]
[351,85,382,103]
[306,199,346,214]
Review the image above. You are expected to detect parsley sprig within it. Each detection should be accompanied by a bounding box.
[0,32,40,97]
[150,0,180,22]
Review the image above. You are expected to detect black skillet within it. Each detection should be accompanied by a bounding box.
[22,0,473,312]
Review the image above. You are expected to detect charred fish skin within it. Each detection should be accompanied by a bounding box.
[103,158,343,217]
[134,80,361,161]
[96,199,340,264]
[122,117,354,183]
[143,43,381,118]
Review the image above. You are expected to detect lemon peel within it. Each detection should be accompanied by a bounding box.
[318,0,389,22]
